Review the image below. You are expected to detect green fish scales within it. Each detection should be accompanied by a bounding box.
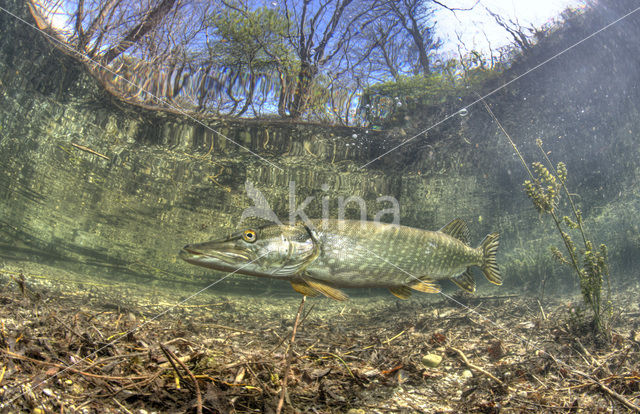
[180,218,501,301]
[308,221,481,287]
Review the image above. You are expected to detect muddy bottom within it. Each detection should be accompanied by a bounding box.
[0,262,639,413]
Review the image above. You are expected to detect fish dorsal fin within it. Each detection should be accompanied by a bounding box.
[389,286,412,300]
[290,280,320,297]
[439,218,470,245]
[304,278,348,301]
[409,278,441,294]
[450,269,476,293]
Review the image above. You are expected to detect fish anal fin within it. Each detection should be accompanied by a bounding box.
[305,279,348,301]
[450,269,476,293]
[409,279,441,294]
[439,218,470,245]
[389,286,412,299]
[290,280,320,297]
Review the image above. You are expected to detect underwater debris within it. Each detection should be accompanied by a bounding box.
[1,268,639,412]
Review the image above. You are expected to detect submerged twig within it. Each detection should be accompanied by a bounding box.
[448,346,506,388]
[0,349,155,381]
[71,143,109,160]
[111,397,134,414]
[592,378,640,412]
[537,299,547,320]
[160,344,203,414]
[159,344,185,384]
[546,353,640,412]
[276,296,306,414]
[319,352,356,379]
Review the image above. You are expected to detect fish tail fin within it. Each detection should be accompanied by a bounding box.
[479,232,501,285]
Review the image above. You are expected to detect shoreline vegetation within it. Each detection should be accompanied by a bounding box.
[27,0,592,127]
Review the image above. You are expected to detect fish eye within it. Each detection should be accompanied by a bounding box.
[242,229,257,243]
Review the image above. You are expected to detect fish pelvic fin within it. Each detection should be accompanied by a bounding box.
[409,278,440,294]
[450,269,476,293]
[479,232,501,285]
[290,280,320,297]
[389,286,412,299]
[304,278,349,301]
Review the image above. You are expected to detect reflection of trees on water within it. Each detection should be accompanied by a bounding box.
[30,0,547,125]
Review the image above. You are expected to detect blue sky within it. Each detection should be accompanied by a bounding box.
[434,0,585,57]
[45,0,585,58]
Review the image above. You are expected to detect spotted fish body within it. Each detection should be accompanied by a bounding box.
[308,220,481,287]
[180,218,501,301]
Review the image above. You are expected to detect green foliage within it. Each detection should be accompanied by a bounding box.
[359,62,501,126]
[566,302,589,334]
[365,74,457,104]
[206,6,339,120]
[208,6,295,71]
[523,140,612,338]
[206,5,299,116]
[289,71,333,121]
[359,74,457,126]
[523,161,561,214]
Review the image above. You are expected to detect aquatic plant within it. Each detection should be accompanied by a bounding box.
[523,139,611,336]
[482,101,612,337]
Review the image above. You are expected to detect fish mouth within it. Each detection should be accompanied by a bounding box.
[180,243,252,266]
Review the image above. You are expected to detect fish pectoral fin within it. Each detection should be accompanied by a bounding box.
[439,218,470,245]
[409,278,441,294]
[290,280,320,297]
[450,269,476,293]
[304,279,348,301]
[389,286,412,299]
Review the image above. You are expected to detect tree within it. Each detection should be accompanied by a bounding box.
[101,0,178,64]
[358,16,406,82]
[279,0,386,119]
[73,0,122,57]
[31,0,496,125]
[485,6,535,51]
[64,0,180,63]
[385,0,440,75]
[206,6,295,116]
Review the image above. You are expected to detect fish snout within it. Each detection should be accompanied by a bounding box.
[182,244,201,254]
[180,245,200,260]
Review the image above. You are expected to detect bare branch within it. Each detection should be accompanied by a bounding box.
[432,0,480,12]
[101,0,178,64]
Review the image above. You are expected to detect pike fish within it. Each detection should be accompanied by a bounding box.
[179,218,501,301]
